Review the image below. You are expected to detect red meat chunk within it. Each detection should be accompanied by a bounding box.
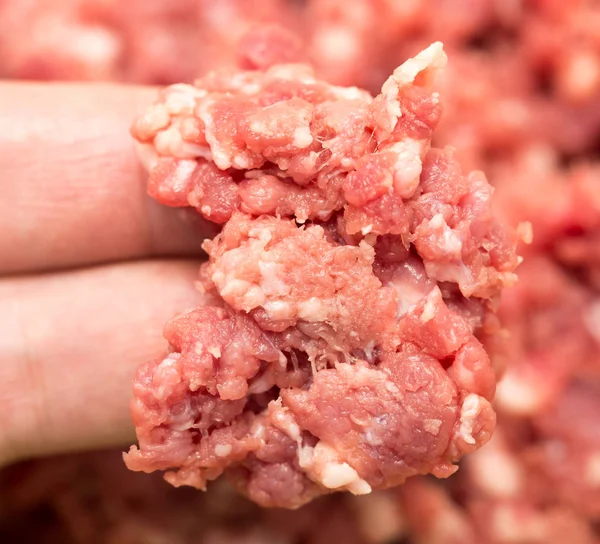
[124,43,524,508]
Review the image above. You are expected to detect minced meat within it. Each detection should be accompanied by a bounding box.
[124,43,524,508]
[1,0,599,540]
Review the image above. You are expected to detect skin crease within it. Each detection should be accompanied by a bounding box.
[0,83,214,466]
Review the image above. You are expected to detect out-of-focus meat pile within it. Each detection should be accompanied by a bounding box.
[1,0,599,542]
[0,449,405,544]
[124,41,522,508]
[0,0,301,83]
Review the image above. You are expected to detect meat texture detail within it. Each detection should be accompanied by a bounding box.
[124,42,525,508]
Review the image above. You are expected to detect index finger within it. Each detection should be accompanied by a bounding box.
[0,82,216,275]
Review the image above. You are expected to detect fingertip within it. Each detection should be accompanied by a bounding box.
[0,259,207,464]
[0,82,214,274]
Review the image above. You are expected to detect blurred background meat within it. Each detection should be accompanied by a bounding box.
[1,0,599,542]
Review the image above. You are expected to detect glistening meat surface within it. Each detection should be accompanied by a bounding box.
[124,43,525,508]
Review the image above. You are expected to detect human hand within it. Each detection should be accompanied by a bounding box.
[0,83,214,466]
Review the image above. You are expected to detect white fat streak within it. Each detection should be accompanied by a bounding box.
[441,227,463,257]
[218,278,252,298]
[141,104,171,134]
[377,43,446,139]
[330,85,373,102]
[300,441,372,495]
[248,227,273,243]
[164,83,207,115]
[364,428,384,446]
[321,462,368,490]
[267,63,316,83]
[457,393,484,445]
[155,353,180,370]
[164,160,199,193]
[263,300,294,320]
[214,231,275,311]
[154,126,211,159]
[424,260,474,294]
[247,371,275,395]
[227,72,262,94]
[249,119,273,137]
[423,419,443,435]
[278,351,288,367]
[293,125,314,148]
[387,138,424,199]
[251,113,313,149]
[207,346,221,358]
[241,285,267,310]
[250,418,268,441]
[297,297,329,322]
[258,260,290,297]
[316,209,334,220]
[384,381,399,394]
[232,153,254,169]
[196,97,232,170]
[382,41,447,94]
[392,281,431,319]
[428,213,444,227]
[270,393,372,496]
[428,214,463,257]
[270,402,302,442]
[363,340,377,362]
[420,287,439,323]
[153,353,182,401]
[216,274,266,312]
[214,444,233,457]
[193,145,213,161]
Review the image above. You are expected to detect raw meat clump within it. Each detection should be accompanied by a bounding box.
[124,43,525,509]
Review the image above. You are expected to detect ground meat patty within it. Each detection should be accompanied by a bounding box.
[124,43,524,508]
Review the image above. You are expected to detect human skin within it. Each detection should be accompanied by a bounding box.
[0,83,214,466]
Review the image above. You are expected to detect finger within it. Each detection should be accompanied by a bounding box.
[0,259,207,465]
[0,82,216,275]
